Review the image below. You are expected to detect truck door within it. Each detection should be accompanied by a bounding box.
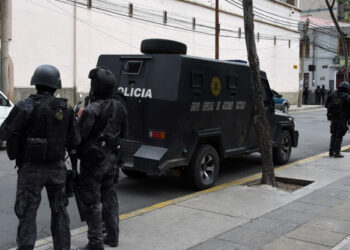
[118,57,151,142]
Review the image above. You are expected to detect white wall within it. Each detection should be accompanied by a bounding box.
[10,0,75,88]
[11,0,300,94]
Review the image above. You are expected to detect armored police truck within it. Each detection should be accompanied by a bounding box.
[96,39,299,190]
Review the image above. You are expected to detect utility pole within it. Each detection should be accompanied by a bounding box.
[312,30,316,90]
[1,0,9,97]
[298,18,309,107]
[215,0,219,59]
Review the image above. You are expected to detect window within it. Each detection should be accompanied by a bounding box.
[123,61,143,75]
[191,72,204,88]
[338,38,350,56]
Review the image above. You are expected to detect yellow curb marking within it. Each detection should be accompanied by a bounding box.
[28,144,350,249]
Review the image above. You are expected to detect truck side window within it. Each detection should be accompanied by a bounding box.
[261,79,272,107]
[0,94,7,106]
[123,61,143,75]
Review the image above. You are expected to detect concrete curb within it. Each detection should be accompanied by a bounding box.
[289,105,324,113]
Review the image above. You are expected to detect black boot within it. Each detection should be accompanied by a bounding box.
[103,236,119,247]
[334,153,344,158]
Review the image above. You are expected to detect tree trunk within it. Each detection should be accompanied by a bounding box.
[242,0,276,186]
[326,0,349,82]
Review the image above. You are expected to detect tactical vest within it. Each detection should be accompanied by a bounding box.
[328,92,347,121]
[80,99,120,165]
[24,94,72,163]
[90,99,118,140]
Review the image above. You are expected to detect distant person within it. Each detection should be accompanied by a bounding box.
[320,84,327,105]
[325,81,350,158]
[315,85,321,104]
[302,86,309,104]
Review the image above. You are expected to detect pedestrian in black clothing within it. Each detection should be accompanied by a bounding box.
[325,81,350,158]
[321,84,327,105]
[302,86,309,104]
[0,65,80,250]
[315,85,321,104]
[77,67,128,250]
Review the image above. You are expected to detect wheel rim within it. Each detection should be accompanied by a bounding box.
[200,154,215,185]
[280,136,291,159]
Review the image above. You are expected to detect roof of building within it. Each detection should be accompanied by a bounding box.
[301,16,350,27]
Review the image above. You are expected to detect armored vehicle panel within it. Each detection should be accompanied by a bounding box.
[96,47,298,190]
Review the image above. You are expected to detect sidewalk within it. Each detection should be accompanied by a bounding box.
[289,104,324,113]
[29,150,350,250]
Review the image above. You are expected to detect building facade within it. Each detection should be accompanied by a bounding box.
[7,0,300,103]
[300,16,350,95]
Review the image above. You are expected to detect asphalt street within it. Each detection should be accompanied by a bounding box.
[0,108,347,249]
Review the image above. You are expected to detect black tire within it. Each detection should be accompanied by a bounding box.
[273,130,292,165]
[122,169,147,178]
[141,39,187,55]
[282,103,289,114]
[186,144,220,190]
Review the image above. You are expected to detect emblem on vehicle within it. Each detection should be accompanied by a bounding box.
[211,77,221,96]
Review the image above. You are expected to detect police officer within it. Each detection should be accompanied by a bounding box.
[325,81,350,158]
[77,67,127,250]
[0,65,80,250]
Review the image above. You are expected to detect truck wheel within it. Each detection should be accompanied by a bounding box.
[273,130,292,165]
[141,39,187,55]
[186,144,219,190]
[122,169,147,178]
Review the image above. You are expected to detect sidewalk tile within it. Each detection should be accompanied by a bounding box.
[116,205,248,250]
[306,216,350,234]
[264,208,315,225]
[177,186,291,220]
[286,225,346,247]
[297,194,343,207]
[241,217,298,237]
[189,239,258,250]
[282,201,329,215]
[217,227,276,248]
[262,237,329,250]
[320,207,350,222]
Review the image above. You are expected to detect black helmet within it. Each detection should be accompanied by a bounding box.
[89,67,116,98]
[338,81,350,92]
[30,65,62,89]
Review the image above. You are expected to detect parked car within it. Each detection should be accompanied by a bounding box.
[272,89,289,113]
[0,91,14,147]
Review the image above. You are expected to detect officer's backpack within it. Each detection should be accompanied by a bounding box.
[327,95,343,120]
[81,100,120,165]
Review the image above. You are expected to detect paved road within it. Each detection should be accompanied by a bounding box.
[1,108,348,249]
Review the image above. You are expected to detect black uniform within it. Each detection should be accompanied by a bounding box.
[325,82,350,157]
[302,86,309,104]
[315,86,321,104]
[78,68,127,250]
[0,65,80,250]
[321,85,327,105]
